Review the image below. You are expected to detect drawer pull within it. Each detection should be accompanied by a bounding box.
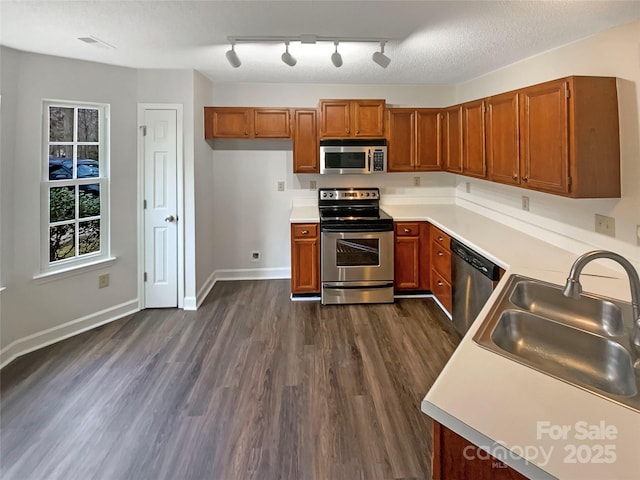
[437,280,444,286]
[437,236,444,242]
[404,228,411,233]
[301,229,309,234]
[437,251,444,256]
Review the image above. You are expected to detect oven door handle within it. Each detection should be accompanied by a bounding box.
[321,226,393,233]
[323,282,394,290]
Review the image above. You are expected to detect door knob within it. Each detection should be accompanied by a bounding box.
[164,215,176,222]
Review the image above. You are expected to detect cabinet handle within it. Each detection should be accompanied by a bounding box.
[437,280,444,286]
[512,174,518,180]
[437,251,444,256]
[301,230,309,235]
[404,228,411,233]
[523,176,528,182]
[437,236,444,242]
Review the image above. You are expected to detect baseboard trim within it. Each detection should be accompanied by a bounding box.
[0,299,139,369]
[195,267,291,309]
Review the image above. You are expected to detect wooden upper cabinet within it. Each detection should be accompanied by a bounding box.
[462,100,486,178]
[205,107,252,138]
[386,109,415,171]
[387,108,441,172]
[293,109,319,173]
[443,105,463,173]
[415,109,442,171]
[319,99,385,137]
[254,108,291,138]
[486,91,520,186]
[519,80,569,194]
[519,76,621,198]
[204,107,290,139]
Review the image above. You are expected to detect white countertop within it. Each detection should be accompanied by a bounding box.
[290,202,640,479]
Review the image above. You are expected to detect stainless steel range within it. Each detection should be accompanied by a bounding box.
[319,187,394,305]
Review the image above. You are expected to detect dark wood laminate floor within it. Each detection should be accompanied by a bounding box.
[1,280,460,480]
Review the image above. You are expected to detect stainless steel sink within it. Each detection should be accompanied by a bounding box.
[509,280,626,337]
[474,275,640,412]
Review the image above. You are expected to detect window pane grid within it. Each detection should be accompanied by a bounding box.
[46,102,105,267]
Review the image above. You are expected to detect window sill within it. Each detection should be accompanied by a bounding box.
[33,256,117,284]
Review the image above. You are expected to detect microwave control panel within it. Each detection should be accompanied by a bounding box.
[372,149,385,172]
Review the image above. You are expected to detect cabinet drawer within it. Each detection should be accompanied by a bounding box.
[430,225,451,247]
[395,222,421,236]
[431,268,452,314]
[292,223,318,239]
[431,241,451,282]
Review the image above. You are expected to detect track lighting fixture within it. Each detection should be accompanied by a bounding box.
[331,41,343,68]
[225,42,241,68]
[372,41,391,68]
[224,36,391,68]
[281,41,297,67]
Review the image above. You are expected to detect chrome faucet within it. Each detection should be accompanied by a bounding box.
[563,250,640,348]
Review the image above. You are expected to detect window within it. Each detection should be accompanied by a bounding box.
[42,101,109,273]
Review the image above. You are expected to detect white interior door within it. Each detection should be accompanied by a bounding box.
[143,109,178,308]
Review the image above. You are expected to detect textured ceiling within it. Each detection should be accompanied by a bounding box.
[2,1,640,85]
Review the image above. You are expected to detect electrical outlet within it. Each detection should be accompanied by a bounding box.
[521,196,530,211]
[413,176,420,187]
[98,273,110,289]
[277,181,285,192]
[310,180,317,190]
[595,214,615,237]
[465,182,471,193]
[251,251,261,262]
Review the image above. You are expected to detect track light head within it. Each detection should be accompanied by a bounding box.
[281,41,297,67]
[372,41,390,68]
[225,43,241,68]
[331,41,343,68]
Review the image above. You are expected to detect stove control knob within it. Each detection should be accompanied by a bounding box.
[329,192,334,197]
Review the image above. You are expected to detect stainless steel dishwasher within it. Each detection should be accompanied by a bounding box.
[450,238,501,335]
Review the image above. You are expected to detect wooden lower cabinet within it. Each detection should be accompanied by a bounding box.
[433,421,529,480]
[290,223,320,294]
[430,225,452,313]
[394,222,430,291]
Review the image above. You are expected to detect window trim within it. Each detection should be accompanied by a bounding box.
[40,100,111,275]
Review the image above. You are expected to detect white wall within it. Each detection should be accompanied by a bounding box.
[454,19,640,261]
[193,71,217,303]
[0,48,139,362]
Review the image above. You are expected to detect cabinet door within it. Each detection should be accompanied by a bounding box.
[394,222,429,291]
[319,100,351,137]
[486,92,520,186]
[519,80,569,194]
[352,100,385,137]
[415,109,441,171]
[291,224,319,294]
[386,109,415,172]
[208,107,252,138]
[254,108,291,138]
[432,422,528,480]
[443,106,463,173]
[293,109,319,173]
[394,236,420,290]
[462,100,486,178]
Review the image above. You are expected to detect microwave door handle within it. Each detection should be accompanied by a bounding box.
[368,149,372,172]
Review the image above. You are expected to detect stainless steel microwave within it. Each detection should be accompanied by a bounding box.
[319,139,387,174]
